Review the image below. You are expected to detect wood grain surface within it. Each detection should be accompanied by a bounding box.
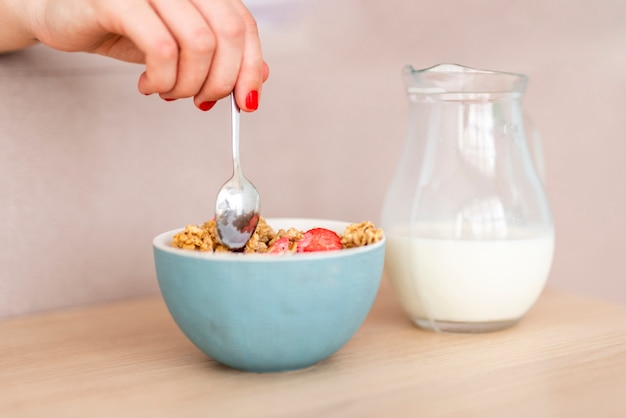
[2,279,626,418]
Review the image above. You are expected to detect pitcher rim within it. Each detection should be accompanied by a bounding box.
[404,63,528,95]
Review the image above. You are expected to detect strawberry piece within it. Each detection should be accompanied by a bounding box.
[297,228,342,253]
[267,237,292,254]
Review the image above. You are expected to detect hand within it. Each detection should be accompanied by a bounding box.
[8,0,269,111]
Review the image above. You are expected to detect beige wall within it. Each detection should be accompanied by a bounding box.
[1,0,625,317]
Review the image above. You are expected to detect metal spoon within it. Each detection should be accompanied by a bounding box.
[214,93,261,250]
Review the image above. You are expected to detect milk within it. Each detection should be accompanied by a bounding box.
[385,231,554,327]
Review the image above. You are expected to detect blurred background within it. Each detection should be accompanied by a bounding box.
[1,0,625,317]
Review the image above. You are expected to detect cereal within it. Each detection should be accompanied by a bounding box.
[341,221,385,249]
[171,217,383,253]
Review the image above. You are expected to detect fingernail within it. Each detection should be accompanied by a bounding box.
[199,101,217,111]
[163,98,176,102]
[246,91,259,110]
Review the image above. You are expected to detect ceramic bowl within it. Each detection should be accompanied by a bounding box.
[153,218,385,373]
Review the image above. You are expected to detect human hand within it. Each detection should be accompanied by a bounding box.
[8,0,269,111]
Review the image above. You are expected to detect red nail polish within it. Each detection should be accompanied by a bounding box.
[163,98,176,102]
[246,91,259,110]
[199,101,217,111]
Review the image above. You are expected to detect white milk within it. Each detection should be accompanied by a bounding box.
[385,231,554,326]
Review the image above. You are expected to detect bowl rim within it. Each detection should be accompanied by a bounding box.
[153,217,385,262]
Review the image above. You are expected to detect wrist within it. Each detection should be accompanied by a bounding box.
[0,0,41,53]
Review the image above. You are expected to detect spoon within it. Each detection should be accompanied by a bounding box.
[214,93,261,250]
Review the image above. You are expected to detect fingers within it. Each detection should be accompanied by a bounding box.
[263,61,270,83]
[189,0,245,108]
[228,1,266,112]
[108,1,179,94]
[106,0,267,111]
[148,0,216,99]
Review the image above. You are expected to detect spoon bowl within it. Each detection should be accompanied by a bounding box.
[214,93,261,250]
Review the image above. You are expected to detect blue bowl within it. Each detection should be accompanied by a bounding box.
[153,218,385,373]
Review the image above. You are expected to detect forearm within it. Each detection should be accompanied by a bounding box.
[0,0,40,53]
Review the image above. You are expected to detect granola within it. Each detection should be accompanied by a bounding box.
[171,217,383,254]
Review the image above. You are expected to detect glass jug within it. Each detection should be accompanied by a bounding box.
[381,64,554,333]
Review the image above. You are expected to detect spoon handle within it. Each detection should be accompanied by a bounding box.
[231,93,241,175]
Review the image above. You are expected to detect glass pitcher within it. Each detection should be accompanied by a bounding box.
[381,64,554,333]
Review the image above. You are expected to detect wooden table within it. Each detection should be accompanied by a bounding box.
[2,279,626,418]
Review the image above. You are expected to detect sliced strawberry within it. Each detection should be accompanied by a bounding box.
[267,236,292,254]
[297,228,342,253]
